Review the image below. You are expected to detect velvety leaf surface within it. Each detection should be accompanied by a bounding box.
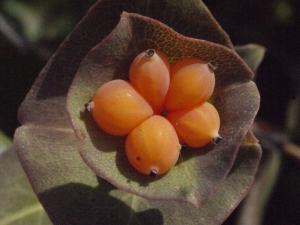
[15,125,261,225]
[13,0,262,224]
[0,147,52,225]
[67,12,259,206]
[17,0,233,129]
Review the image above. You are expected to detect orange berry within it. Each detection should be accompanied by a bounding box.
[170,58,207,78]
[164,58,215,111]
[166,102,221,148]
[125,115,181,176]
[90,79,153,136]
[129,49,170,114]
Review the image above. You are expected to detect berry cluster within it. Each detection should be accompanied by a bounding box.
[88,49,221,177]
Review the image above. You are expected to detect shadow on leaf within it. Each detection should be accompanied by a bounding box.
[39,177,164,225]
[81,110,126,152]
[82,105,217,186]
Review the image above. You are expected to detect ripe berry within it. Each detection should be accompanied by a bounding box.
[170,58,207,77]
[89,50,221,177]
[125,115,181,176]
[89,79,153,136]
[164,58,215,111]
[166,102,221,148]
[129,49,170,114]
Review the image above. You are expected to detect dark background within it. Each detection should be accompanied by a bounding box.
[1,0,299,224]
[205,1,300,224]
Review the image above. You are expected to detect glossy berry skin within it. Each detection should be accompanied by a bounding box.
[164,58,215,111]
[129,49,170,114]
[125,115,181,176]
[166,102,221,148]
[90,79,153,136]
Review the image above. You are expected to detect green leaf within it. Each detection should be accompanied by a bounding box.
[0,131,12,154]
[15,125,261,225]
[14,0,262,223]
[17,0,234,129]
[67,12,259,206]
[235,44,266,74]
[0,147,52,225]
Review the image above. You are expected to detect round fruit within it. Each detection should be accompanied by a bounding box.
[164,58,215,111]
[166,102,221,148]
[129,49,170,114]
[90,79,153,136]
[125,115,181,176]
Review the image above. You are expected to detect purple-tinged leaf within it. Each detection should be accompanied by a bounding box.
[14,0,262,223]
[17,0,233,129]
[15,125,261,225]
[67,12,259,207]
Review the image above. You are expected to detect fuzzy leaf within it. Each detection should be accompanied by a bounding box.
[14,0,262,223]
[15,125,261,225]
[0,147,52,225]
[17,0,233,129]
[67,12,259,207]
